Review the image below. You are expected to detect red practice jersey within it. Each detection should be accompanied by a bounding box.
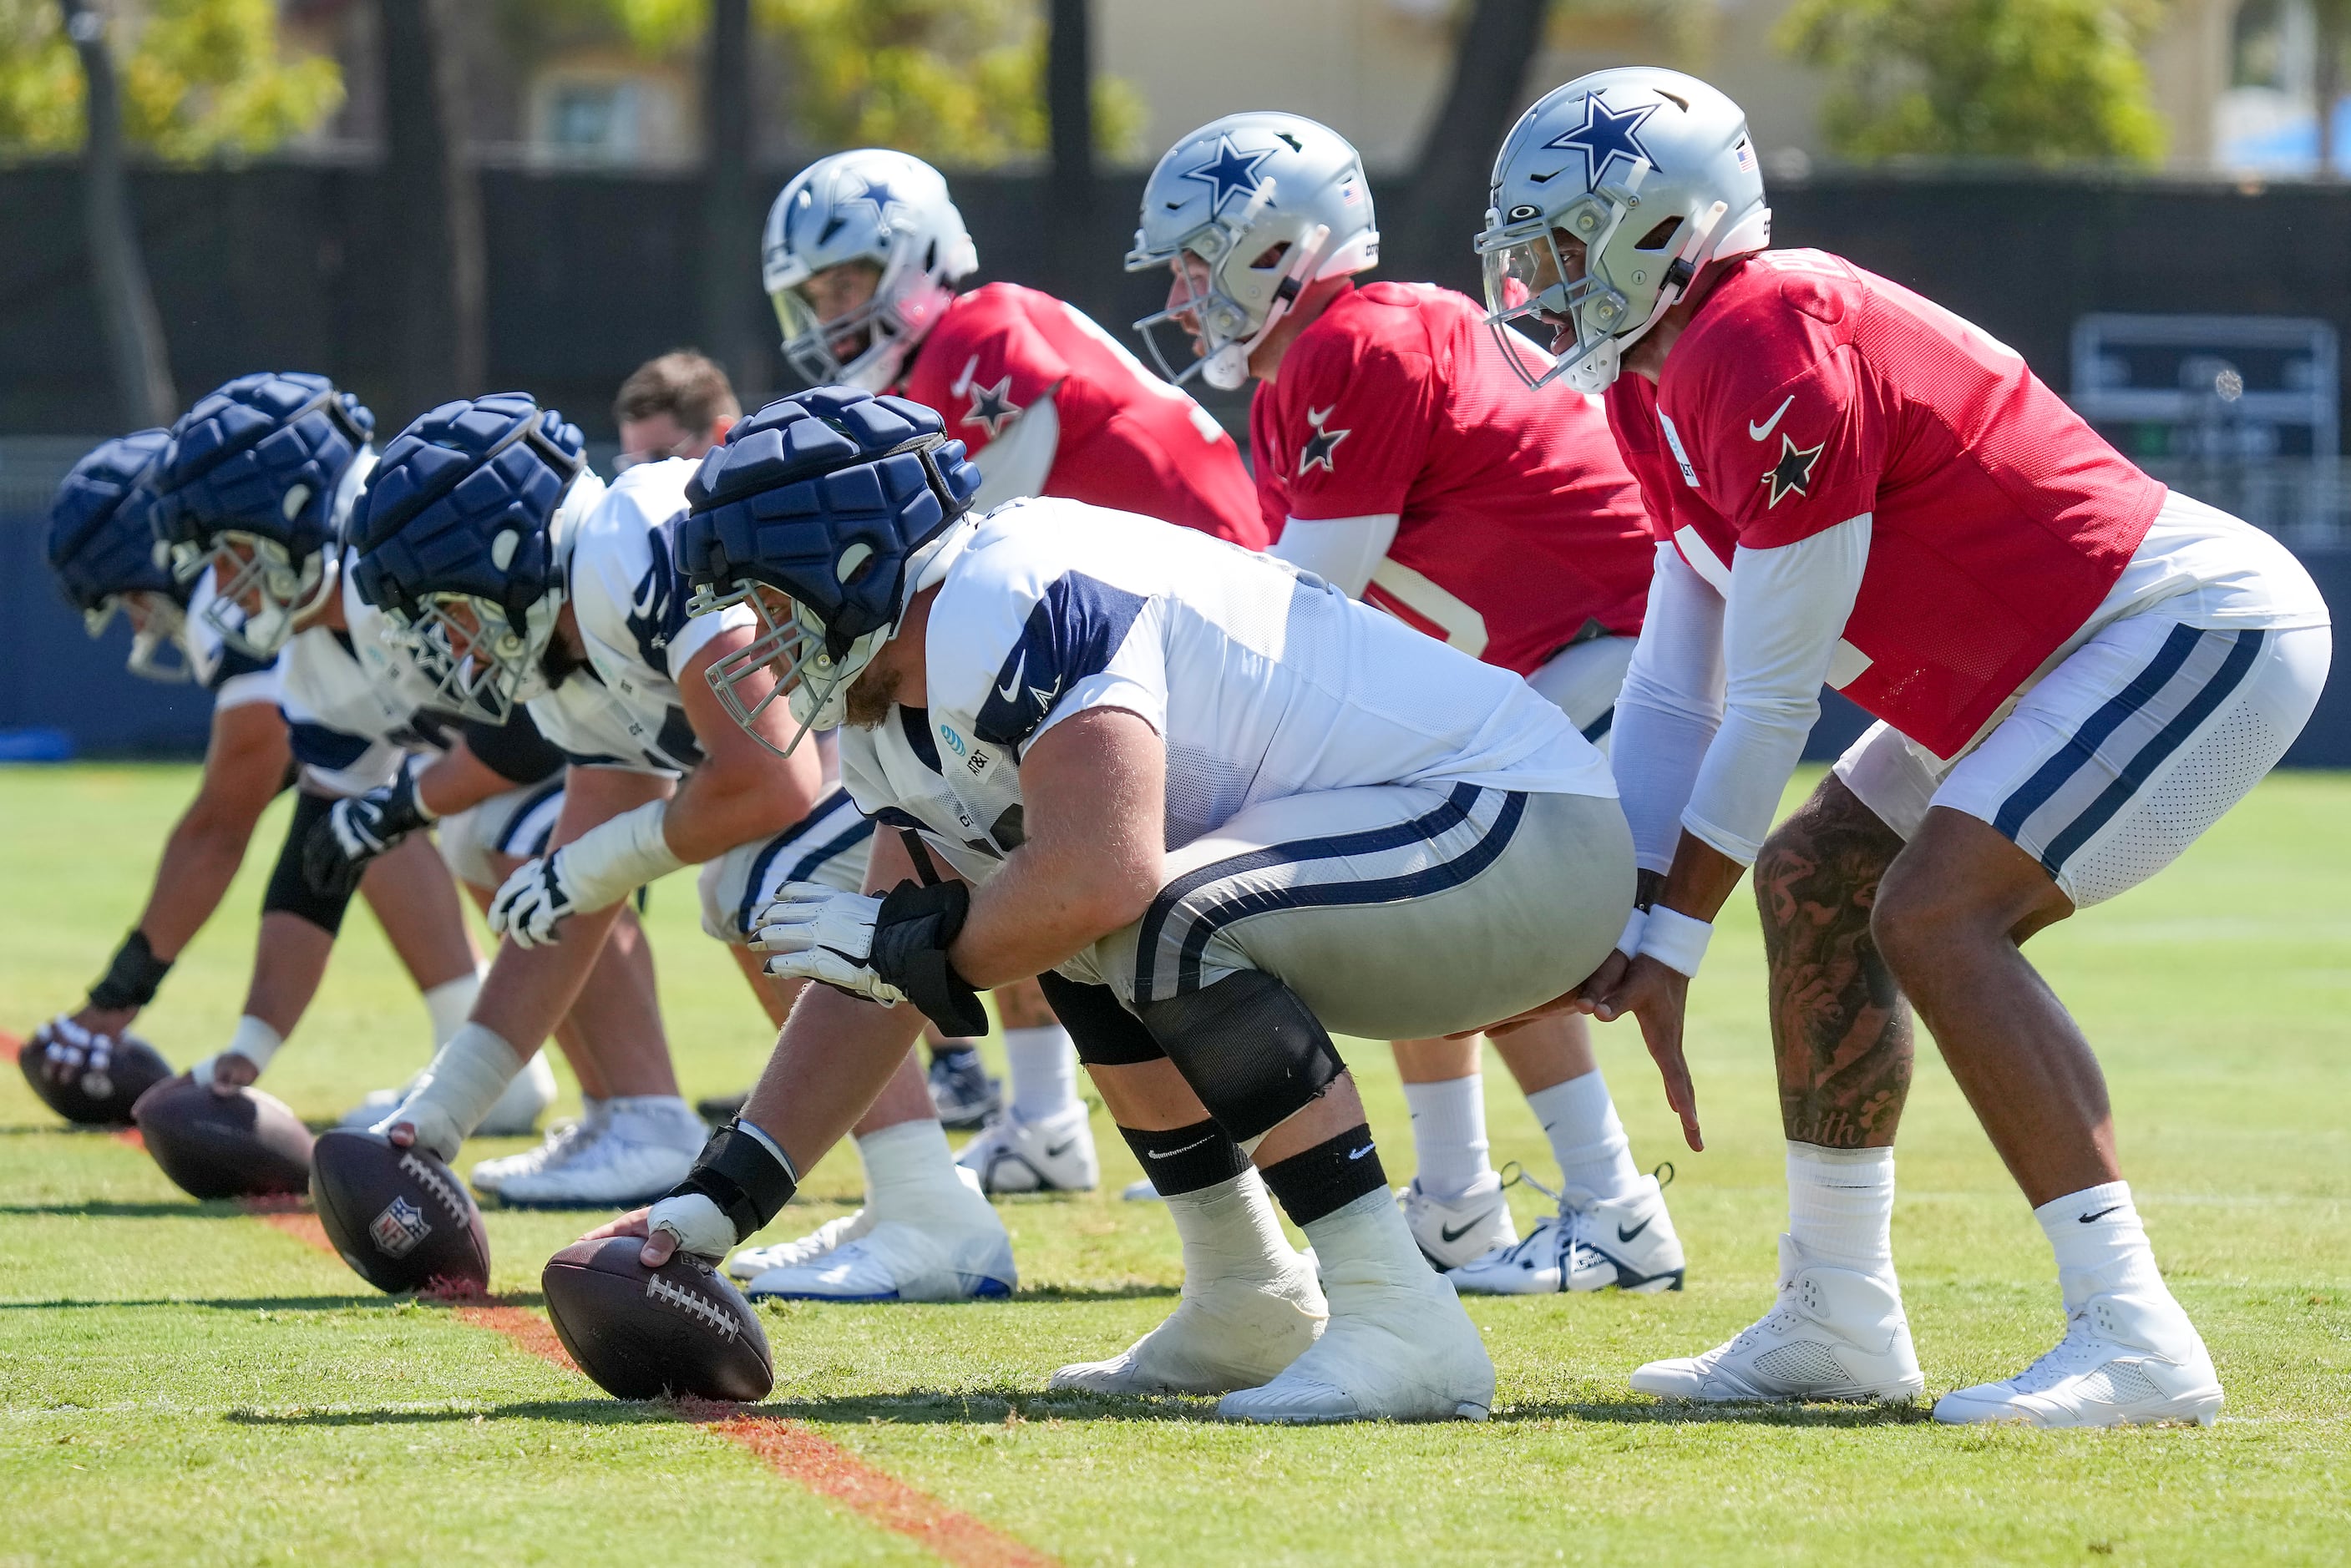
[1616,250,2164,758]
[1251,281,1653,676]
[901,282,1265,548]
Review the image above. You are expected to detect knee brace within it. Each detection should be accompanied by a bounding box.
[264,792,359,935]
[1036,970,1166,1066]
[1132,969,1344,1146]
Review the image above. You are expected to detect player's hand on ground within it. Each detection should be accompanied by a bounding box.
[370,1101,464,1163]
[486,851,584,948]
[580,1195,732,1268]
[184,1050,261,1096]
[1591,953,1704,1151]
[753,883,909,1007]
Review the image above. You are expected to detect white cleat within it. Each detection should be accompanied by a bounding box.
[469,1103,602,1197]
[1451,1172,1684,1295]
[1629,1235,1923,1404]
[344,1052,560,1139]
[1217,1219,1493,1424]
[1933,1288,2223,1429]
[1400,1173,1518,1272]
[743,1213,1017,1302]
[489,1095,704,1211]
[725,1167,988,1281]
[955,1101,1099,1194]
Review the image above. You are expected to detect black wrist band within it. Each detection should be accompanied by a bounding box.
[89,929,171,1012]
[869,880,990,1037]
[666,1120,800,1243]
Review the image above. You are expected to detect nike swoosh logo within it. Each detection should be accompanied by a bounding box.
[1748,395,1795,442]
[1147,1136,1214,1160]
[996,650,1027,704]
[1440,1211,1497,1244]
[1618,1217,1653,1244]
[1044,1140,1077,1159]
[2078,1205,2126,1224]
[1346,1145,1374,1161]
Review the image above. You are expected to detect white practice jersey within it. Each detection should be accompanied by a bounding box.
[840,497,1615,882]
[528,458,754,775]
[275,563,447,794]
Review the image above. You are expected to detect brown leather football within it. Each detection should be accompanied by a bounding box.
[19,1025,174,1125]
[310,1128,491,1295]
[542,1236,774,1403]
[132,1079,313,1199]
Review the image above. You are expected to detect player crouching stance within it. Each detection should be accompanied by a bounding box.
[593,386,1638,1422]
[1484,68,2332,1426]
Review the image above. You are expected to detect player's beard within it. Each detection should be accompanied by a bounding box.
[843,662,900,729]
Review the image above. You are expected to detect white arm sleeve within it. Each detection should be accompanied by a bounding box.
[1681,513,1872,865]
[968,392,1061,511]
[1611,543,1726,874]
[1266,513,1401,599]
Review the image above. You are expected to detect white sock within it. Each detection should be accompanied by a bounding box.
[1401,1074,1492,1200]
[1786,1141,1897,1279]
[857,1118,979,1218]
[2036,1181,2170,1310]
[601,1094,701,1144]
[1524,1069,1642,1201]
[1165,1168,1300,1287]
[1300,1186,1440,1289]
[1003,1024,1078,1122]
[422,970,482,1048]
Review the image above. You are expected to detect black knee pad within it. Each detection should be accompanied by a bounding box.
[1132,969,1343,1146]
[1036,971,1167,1066]
[264,792,358,936]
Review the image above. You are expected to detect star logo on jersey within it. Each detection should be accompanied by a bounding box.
[1298,406,1350,476]
[820,172,911,245]
[961,375,1021,439]
[1181,134,1276,212]
[1543,95,1661,187]
[1760,432,1826,508]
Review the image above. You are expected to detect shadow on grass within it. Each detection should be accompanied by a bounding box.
[0,1123,137,1137]
[1498,1397,1935,1428]
[225,1399,654,1428]
[0,1290,547,1313]
[0,1200,241,1219]
[222,1387,1221,1427]
[957,1283,1180,1304]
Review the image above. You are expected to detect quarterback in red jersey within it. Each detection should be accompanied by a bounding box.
[1483,68,2331,1426]
[1129,112,1684,1298]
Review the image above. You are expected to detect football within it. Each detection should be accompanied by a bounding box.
[542,1236,774,1403]
[18,1024,174,1126]
[310,1128,492,1295]
[131,1079,314,1199]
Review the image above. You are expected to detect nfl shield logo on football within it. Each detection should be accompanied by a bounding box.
[368,1196,433,1259]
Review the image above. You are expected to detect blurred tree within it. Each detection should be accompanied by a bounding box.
[2313,0,2345,174]
[382,0,484,420]
[0,0,342,158]
[58,0,175,428]
[1386,0,1554,289]
[1778,0,2166,164]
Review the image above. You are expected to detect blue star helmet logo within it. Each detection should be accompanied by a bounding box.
[1181,134,1277,214]
[821,172,911,245]
[1543,94,1662,188]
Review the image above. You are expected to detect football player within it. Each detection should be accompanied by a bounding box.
[755,147,1269,1203]
[150,373,562,1134]
[1482,68,2330,1426]
[1127,113,1682,1291]
[352,393,1013,1295]
[23,429,291,1120]
[592,387,1639,1422]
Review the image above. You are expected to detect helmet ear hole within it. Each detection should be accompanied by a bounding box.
[1635,217,1684,251]
[1249,241,1291,271]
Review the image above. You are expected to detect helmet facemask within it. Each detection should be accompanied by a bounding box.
[1129,196,1335,392]
[177,529,336,660]
[87,590,192,683]
[387,589,565,725]
[770,254,958,393]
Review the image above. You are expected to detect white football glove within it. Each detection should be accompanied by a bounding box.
[646,1191,737,1262]
[486,850,587,948]
[32,1014,104,1088]
[488,801,685,948]
[752,882,908,1007]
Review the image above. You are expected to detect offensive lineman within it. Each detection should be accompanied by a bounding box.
[23,429,290,1120]
[1482,68,2331,1424]
[1127,112,1681,1289]
[350,393,1014,1296]
[152,374,561,1133]
[597,386,1639,1422]
[722,149,1268,1276]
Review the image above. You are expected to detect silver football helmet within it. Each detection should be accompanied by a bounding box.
[1127,111,1380,391]
[1477,68,1770,392]
[762,150,980,392]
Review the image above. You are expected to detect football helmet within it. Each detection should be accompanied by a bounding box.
[153,372,375,659]
[349,394,605,724]
[1477,68,1769,392]
[47,429,190,681]
[672,386,982,756]
[1127,111,1380,391]
[761,150,979,392]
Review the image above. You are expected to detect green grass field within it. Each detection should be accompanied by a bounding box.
[2,764,2346,1566]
